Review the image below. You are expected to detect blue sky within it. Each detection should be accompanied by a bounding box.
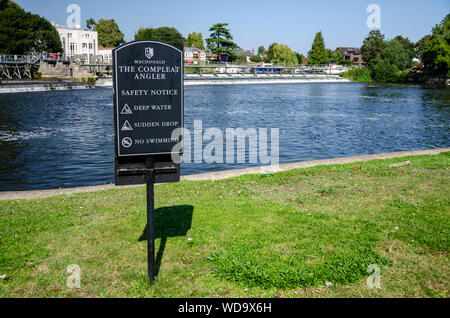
[15,0,449,54]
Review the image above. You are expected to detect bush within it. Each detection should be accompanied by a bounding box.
[250,55,262,63]
[234,55,247,65]
[86,77,97,86]
[33,72,42,80]
[342,67,372,82]
[397,70,410,83]
[370,58,399,83]
[338,60,353,66]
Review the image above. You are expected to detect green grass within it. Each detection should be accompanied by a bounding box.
[0,153,449,298]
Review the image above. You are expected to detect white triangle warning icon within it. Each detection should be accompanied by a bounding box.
[121,104,133,115]
[121,120,133,131]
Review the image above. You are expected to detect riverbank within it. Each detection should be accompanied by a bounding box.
[0,80,91,93]
[1,148,448,200]
[0,151,448,298]
[96,74,350,87]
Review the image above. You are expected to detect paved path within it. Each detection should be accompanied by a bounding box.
[1,148,448,200]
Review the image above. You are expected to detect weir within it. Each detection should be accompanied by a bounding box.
[0,53,351,80]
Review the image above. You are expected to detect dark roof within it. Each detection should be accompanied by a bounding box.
[337,47,361,55]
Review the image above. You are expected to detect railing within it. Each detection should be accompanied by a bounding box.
[0,54,38,63]
[184,64,350,75]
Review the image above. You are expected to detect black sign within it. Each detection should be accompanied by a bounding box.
[113,40,184,157]
[113,41,183,186]
[113,41,184,284]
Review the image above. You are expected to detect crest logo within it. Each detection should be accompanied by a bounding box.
[145,47,154,59]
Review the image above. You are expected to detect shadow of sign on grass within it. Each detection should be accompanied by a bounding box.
[139,205,194,278]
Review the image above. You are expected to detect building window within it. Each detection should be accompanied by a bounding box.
[69,42,77,55]
[89,43,93,50]
[68,33,72,39]
[82,43,87,51]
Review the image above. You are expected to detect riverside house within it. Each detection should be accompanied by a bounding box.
[54,24,98,63]
[336,47,364,65]
[184,45,207,65]
[237,48,257,62]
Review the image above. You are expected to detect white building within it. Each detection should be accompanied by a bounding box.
[98,45,113,64]
[54,24,98,63]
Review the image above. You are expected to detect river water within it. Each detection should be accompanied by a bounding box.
[0,83,448,191]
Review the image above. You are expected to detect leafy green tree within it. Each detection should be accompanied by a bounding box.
[308,32,327,64]
[342,67,372,82]
[0,0,62,54]
[206,23,238,61]
[0,0,16,9]
[266,43,278,61]
[416,35,432,60]
[296,52,305,64]
[86,18,96,31]
[370,57,399,83]
[250,55,262,63]
[361,30,385,65]
[258,46,265,54]
[235,55,247,64]
[271,44,298,66]
[325,49,342,63]
[422,14,450,76]
[393,35,416,60]
[135,27,185,50]
[94,19,124,47]
[382,39,411,71]
[186,32,205,50]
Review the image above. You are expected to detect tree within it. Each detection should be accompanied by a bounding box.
[393,35,416,60]
[271,44,298,66]
[235,55,247,64]
[361,30,385,65]
[0,0,62,54]
[416,35,432,60]
[325,49,342,63]
[296,52,305,64]
[422,14,450,76]
[94,19,124,47]
[250,55,262,63]
[266,42,278,61]
[382,39,412,71]
[186,32,205,50]
[205,23,238,61]
[258,46,265,54]
[370,57,399,83]
[86,18,96,31]
[135,27,185,50]
[308,32,327,64]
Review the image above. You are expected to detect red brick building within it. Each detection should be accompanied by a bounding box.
[336,47,364,65]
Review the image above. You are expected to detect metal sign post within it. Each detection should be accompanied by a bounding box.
[146,158,155,283]
[112,40,184,284]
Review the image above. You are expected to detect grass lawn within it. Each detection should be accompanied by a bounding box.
[0,153,448,298]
